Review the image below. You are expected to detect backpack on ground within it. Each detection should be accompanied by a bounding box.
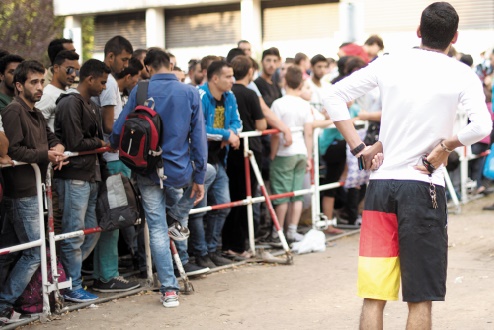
[118,81,167,188]
[97,173,142,231]
[14,249,66,314]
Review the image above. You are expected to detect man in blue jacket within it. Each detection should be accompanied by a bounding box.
[193,60,242,268]
[111,49,207,308]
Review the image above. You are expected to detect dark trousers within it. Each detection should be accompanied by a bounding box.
[222,147,261,253]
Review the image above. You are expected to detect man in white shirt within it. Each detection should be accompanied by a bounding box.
[324,2,492,329]
[36,50,80,132]
[307,54,331,113]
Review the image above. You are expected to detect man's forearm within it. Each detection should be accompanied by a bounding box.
[0,132,9,156]
[333,119,364,150]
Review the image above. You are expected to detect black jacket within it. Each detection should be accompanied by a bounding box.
[54,91,105,182]
[2,97,61,198]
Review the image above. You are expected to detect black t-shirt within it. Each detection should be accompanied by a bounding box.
[254,76,282,108]
[208,96,227,164]
[232,84,264,153]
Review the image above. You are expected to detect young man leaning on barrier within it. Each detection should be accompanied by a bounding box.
[323,2,492,329]
[54,59,111,303]
[111,48,208,308]
[0,60,67,325]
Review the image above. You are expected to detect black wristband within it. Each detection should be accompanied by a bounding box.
[350,142,366,156]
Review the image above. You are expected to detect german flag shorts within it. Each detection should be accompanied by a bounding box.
[358,180,448,302]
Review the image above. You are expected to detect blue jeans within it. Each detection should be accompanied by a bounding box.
[166,164,216,264]
[136,175,179,293]
[56,179,100,291]
[0,196,41,309]
[189,163,230,257]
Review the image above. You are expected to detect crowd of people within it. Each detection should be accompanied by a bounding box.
[0,9,493,323]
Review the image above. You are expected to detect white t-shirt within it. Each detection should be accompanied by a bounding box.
[324,48,492,186]
[36,84,65,132]
[92,73,122,162]
[307,78,332,113]
[271,95,313,157]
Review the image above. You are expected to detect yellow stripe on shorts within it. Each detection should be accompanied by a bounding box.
[357,256,401,301]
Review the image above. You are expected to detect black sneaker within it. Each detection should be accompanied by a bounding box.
[265,235,283,248]
[174,262,209,278]
[195,254,217,269]
[93,276,141,293]
[0,307,34,325]
[208,251,233,267]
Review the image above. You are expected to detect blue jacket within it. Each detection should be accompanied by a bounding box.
[111,73,207,187]
[198,83,242,141]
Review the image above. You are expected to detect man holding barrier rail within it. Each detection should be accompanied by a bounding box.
[0,60,67,325]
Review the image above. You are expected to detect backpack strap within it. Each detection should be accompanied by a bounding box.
[136,80,150,107]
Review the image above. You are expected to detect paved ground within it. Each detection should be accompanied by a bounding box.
[19,195,494,330]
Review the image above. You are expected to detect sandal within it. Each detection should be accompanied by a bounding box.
[222,250,252,261]
[323,226,344,235]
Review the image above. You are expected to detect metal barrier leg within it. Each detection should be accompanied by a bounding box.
[443,167,461,214]
[144,220,154,288]
[45,167,71,314]
[169,240,193,294]
[30,164,51,322]
[243,137,256,257]
[247,151,293,264]
[460,146,469,203]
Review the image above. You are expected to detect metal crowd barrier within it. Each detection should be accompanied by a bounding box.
[0,119,488,325]
[0,162,50,324]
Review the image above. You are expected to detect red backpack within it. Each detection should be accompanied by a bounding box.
[118,81,167,187]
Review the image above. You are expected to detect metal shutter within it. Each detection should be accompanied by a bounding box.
[165,4,241,48]
[262,0,340,42]
[94,12,147,53]
[364,0,494,32]
[449,0,494,29]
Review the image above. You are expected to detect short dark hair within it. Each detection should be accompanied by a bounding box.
[364,35,384,50]
[284,65,303,89]
[104,35,133,57]
[226,48,245,63]
[207,60,231,81]
[285,57,295,64]
[0,54,24,75]
[132,49,147,60]
[144,48,170,71]
[231,55,252,80]
[188,59,200,72]
[237,40,250,47]
[0,49,9,59]
[13,60,45,87]
[115,57,144,80]
[250,57,259,71]
[262,47,281,61]
[48,38,73,65]
[419,2,459,51]
[310,54,328,67]
[201,55,221,71]
[344,56,367,76]
[79,59,111,82]
[459,54,473,67]
[294,53,308,65]
[53,50,80,66]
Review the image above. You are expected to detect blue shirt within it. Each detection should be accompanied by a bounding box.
[111,73,207,187]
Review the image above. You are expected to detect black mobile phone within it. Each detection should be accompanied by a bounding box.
[358,155,365,170]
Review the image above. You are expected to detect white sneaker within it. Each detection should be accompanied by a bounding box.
[160,291,179,308]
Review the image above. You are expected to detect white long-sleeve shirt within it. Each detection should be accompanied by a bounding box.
[324,48,492,186]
